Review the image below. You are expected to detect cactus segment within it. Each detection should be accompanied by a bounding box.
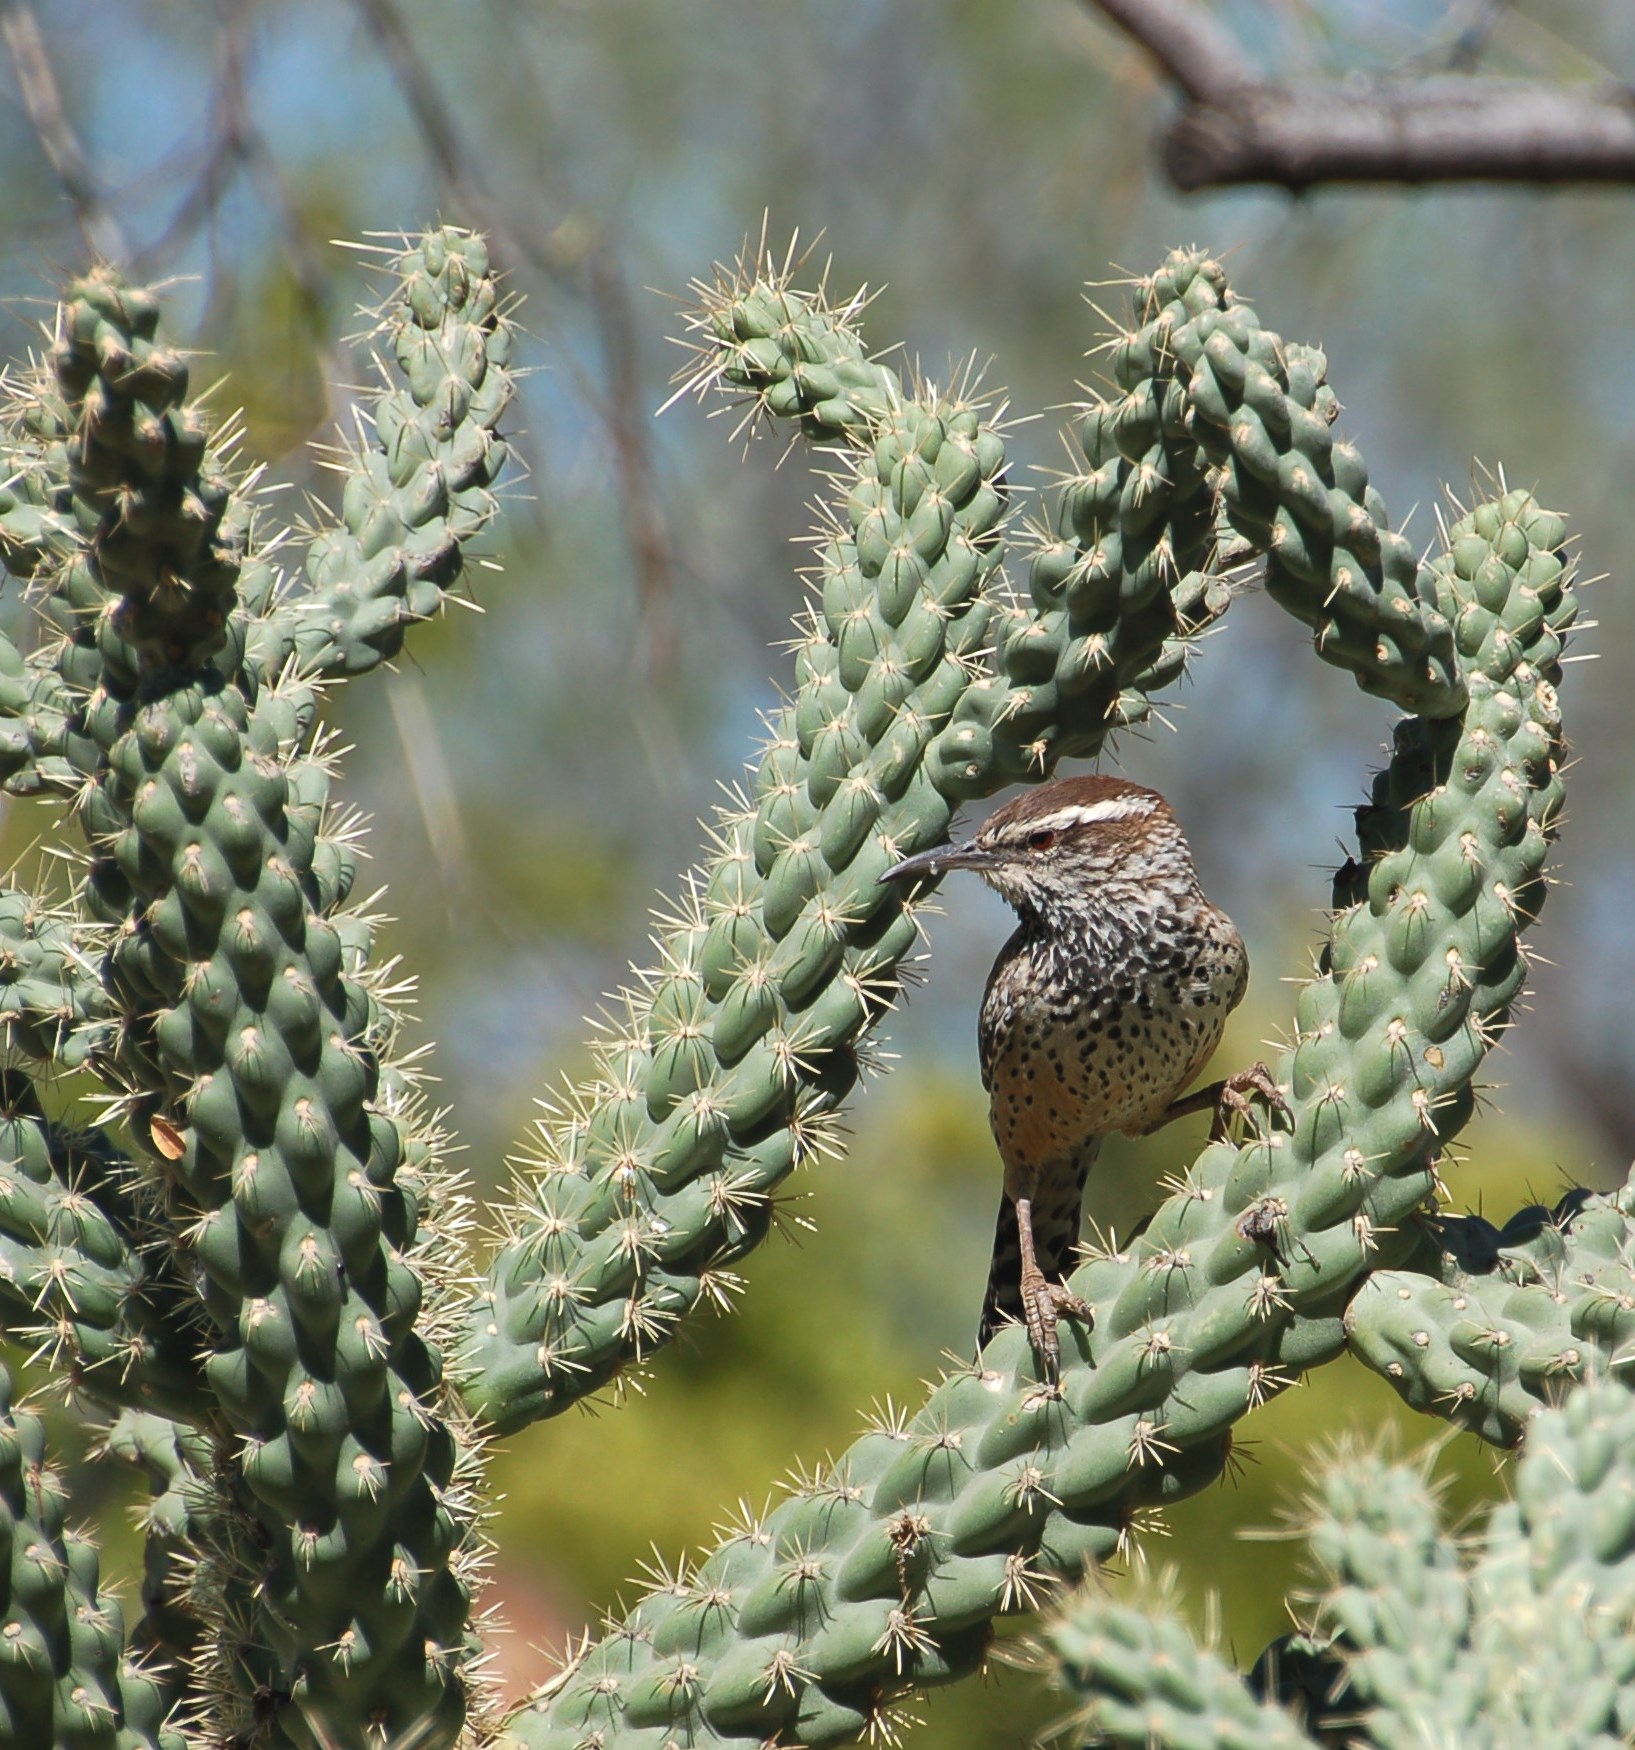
[498,469,1571,1748]
[0,229,518,1750]
[466,253,1253,1433]
[1046,1588,1323,1750]
[0,1069,206,1422]
[0,888,114,1068]
[1039,1379,1635,1750]
[99,1410,216,1717]
[48,270,242,680]
[247,229,514,682]
[1347,1177,1635,1446]
[928,252,1235,796]
[464,375,1004,1429]
[0,1366,182,1750]
[1299,1379,1635,1747]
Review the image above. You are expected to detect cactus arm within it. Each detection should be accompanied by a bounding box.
[1463,1379,1635,1744]
[498,479,1568,1750]
[1345,1179,1635,1445]
[0,1365,183,1750]
[244,229,515,683]
[928,254,1236,798]
[462,305,1004,1431]
[0,230,514,793]
[39,254,489,1750]
[470,248,1506,1436]
[1038,1382,1635,1750]
[1045,1590,1323,1750]
[1164,306,1463,718]
[0,887,115,1069]
[1295,1380,1635,1748]
[1297,1447,1475,1742]
[98,1410,217,1721]
[0,354,100,794]
[0,1070,208,1424]
[464,255,1249,1433]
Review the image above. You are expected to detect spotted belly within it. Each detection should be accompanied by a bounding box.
[980,928,1246,1192]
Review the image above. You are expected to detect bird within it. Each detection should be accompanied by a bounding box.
[881,774,1279,1375]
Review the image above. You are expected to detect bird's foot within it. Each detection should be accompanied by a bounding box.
[1210,1062,1288,1142]
[1019,1266,1093,1379]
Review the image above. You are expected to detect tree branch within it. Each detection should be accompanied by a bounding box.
[347,0,680,673]
[1088,0,1635,190]
[1,1,128,260]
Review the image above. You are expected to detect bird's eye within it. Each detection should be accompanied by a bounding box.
[1027,829,1059,851]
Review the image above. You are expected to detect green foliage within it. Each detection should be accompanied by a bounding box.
[0,225,1615,1750]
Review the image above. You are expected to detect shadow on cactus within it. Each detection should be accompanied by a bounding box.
[0,225,1616,1750]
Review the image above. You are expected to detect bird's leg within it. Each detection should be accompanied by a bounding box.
[1147,1061,1288,1143]
[1013,1196,1093,1378]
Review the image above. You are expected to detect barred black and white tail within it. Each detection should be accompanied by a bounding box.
[976,1141,1098,1347]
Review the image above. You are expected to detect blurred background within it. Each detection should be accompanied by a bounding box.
[2,0,1631,1741]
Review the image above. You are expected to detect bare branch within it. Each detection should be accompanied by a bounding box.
[1086,0,1635,190]
[348,0,489,220]
[1,1,128,260]
[346,0,680,674]
[1089,0,1250,102]
[1169,75,1635,190]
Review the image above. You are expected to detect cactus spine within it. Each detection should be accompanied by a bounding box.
[0,230,513,1749]
[0,231,1612,1750]
[1044,1377,1635,1748]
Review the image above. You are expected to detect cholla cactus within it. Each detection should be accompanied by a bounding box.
[1043,1375,1635,1747]
[0,227,1615,1750]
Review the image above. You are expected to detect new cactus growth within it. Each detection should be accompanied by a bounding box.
[0,229,1612,1750]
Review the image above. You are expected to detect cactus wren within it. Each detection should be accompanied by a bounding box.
[883,775,1277,1373]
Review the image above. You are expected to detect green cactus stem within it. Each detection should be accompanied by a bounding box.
[0,228,516,1750]
[1048,1586,1324,1750]
[1038,1379,1635,1749]
[98,1410,216,1718]
[0,1069,206,1422]
[0,1366,181,1750]
[1346,1174,1635,1446]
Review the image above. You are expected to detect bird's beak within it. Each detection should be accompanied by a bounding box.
[878,839,995,885]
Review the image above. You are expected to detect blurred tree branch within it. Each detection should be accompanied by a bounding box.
[348,0,677,675]
[5,0,678,681]
[1,1,128,259]
[1088,0,1635,190]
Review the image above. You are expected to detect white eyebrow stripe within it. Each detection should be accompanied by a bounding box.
[1019,795,1159,834]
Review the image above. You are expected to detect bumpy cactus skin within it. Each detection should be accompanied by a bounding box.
[0,1367,181,1750]
[498,334,1573,1746]
[1041,1381,1635,1749]
[1048,1591,1324,1750]
[0,1070,205,1421]
[1348,1176,1635,1446]
[99,1411,215,1710]
[0,230,514,1750]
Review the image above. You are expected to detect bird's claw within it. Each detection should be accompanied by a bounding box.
[1020,1267,1092,1379]
[1210,1061,1288,1142]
